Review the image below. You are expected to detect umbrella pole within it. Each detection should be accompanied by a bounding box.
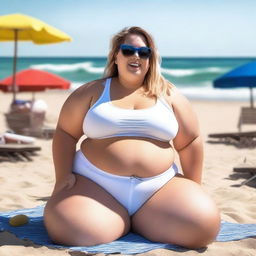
[11,29,18,103]
[249,87,254,108]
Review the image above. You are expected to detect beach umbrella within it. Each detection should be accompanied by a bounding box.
[0,68,70,95]
[0,13,72,101]
[213,62,256,108]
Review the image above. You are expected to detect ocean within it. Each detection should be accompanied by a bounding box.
[1,57,256,101]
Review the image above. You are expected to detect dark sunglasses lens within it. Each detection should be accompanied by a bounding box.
[121,46,135,56]
[138,48,151,58]
[120,45,151,58]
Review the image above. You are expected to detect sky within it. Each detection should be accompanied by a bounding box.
[1,0,256,57]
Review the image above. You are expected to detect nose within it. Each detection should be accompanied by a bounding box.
[134,51,140,58]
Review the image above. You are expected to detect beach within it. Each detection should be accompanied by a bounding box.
[0,90,255,256]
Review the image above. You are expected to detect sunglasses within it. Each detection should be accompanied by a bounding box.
[120,44,151,59]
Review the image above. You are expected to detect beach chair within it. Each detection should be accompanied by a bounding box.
[1,132,35,144]
[0,144,41,162]
[4,99,48,138]
[208,131,256,147]
[237,107,256,131]
[5,111,45,137]
[233,165,256,186]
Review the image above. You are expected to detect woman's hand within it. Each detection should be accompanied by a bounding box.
[52,173,77,196]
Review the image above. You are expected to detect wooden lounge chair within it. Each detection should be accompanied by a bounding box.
[233,165,256,186]
[5,110,45,137]
[208,131,256,147]
[0,144,41,162]
[237,107,256,131]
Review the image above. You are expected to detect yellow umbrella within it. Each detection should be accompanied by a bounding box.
[0,13,72,101]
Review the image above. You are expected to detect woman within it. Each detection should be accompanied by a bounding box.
[44,26,220,249]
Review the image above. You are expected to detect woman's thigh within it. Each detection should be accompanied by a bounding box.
[44,174,130,246]
[131,175,221,249]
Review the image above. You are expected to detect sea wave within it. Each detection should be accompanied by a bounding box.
[69,82,255,101]
[70,82,85,90]
[31,62,105,74]
[30,61,230,78]
[161,67,230,77]
[180,86,254,101]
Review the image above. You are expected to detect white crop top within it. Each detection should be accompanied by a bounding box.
[83,78,179,142]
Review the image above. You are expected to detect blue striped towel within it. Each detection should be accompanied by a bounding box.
[0,205,255,254]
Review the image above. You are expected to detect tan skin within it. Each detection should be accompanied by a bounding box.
[44,34,221,248]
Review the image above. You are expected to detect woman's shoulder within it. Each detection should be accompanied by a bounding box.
[58,79,107,124]
[162,84,185,106]
[74,78,106,97]
[66,78,106,103]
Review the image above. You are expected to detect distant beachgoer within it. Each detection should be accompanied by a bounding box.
[44,26,220,248]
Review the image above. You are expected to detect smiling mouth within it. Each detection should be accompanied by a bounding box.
[128,63,140,68]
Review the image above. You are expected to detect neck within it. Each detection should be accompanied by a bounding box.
[117,76,144,91]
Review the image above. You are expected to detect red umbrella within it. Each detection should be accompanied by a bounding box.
[0,68,70,92]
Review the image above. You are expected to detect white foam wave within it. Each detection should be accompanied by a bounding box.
[69,81,255,101]
[70,82,85,90]
[31,62,105,74]
[161,67,230,77]
[180,86,256,101]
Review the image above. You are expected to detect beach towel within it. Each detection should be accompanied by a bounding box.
[0,205,255,254]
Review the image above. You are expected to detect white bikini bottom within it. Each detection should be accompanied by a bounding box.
[73,150,178,215]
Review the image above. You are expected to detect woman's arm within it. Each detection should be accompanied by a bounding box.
[52,126,79,194]
[174,134,203,184]
[52,83,94,194]
[166,87,203,184]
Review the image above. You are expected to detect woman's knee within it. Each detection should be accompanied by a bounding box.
[182,203,221,248]
[43,193,131,246]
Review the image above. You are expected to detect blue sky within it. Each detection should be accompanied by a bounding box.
[1,0,256,57]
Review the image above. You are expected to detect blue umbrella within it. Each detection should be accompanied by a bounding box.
[213,62,256,108]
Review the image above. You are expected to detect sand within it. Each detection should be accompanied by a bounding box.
[0,91,255,256]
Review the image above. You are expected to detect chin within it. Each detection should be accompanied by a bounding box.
[128,70,144,77]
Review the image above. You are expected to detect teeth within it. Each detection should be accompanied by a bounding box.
[129,63,139,67]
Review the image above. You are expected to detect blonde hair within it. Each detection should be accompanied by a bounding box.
[103,26,173,97]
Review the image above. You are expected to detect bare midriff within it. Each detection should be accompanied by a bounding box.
[80,137,175,178]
